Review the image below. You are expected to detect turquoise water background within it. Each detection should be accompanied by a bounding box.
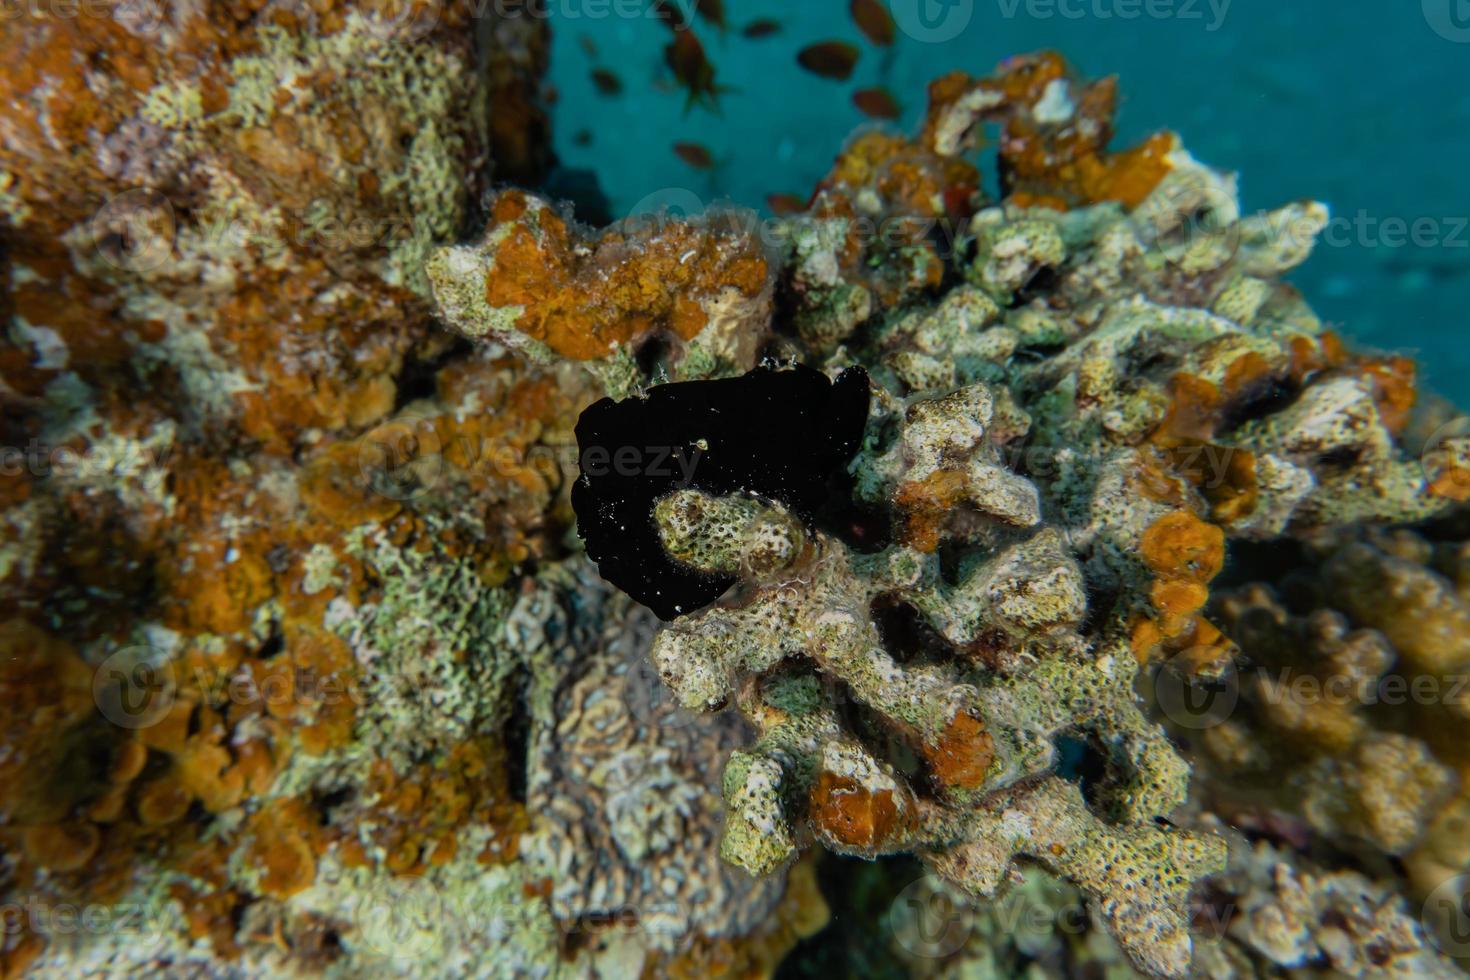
[541,0,1470,400]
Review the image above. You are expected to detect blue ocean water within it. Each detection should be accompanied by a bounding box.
[542,0,1470,400]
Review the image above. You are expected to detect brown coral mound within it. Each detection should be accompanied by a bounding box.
[1,1,550,450]
[1198,525,1470,916]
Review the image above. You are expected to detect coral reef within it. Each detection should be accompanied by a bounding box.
[2,2,554,451]
[0,5,813,976]
[1194,522,1470,958]
[885,830,1462,979]
[3,19,1469,980]
[428,189,773,398]
[578,50,1470,980]
[637,380,1225,976]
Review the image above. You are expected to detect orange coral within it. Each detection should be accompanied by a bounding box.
[894,470,969,553]
[20,823,101,873]
[921,52,1179,212]
[809,773,912,851]
[814,131,977,309]
[244,798,325,901]
[480,191,770,361]
[0,1,523,451]
[919,710,997,791]
[1132,510,1231,666]
[352,739,527,877]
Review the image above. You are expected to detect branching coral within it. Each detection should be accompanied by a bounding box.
[645,380,1224,977]
[577,48,1470,980]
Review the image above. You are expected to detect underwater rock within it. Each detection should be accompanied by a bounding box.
[571,363,869,620]
[514,566,802,962]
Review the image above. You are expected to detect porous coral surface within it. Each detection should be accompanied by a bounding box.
[3,24,1468,980]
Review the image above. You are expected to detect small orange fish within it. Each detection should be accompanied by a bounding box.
[852,87,901,120]
[695,0,726,33]
[850,0,896,46]
[742,18,782,39]
[766,193,806,216]
[674,142,716,169]
[797,41,860,81]
[591,69,623,96]
[665,31,734,113]
[652,0,688,33]
[578,34,598,58]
